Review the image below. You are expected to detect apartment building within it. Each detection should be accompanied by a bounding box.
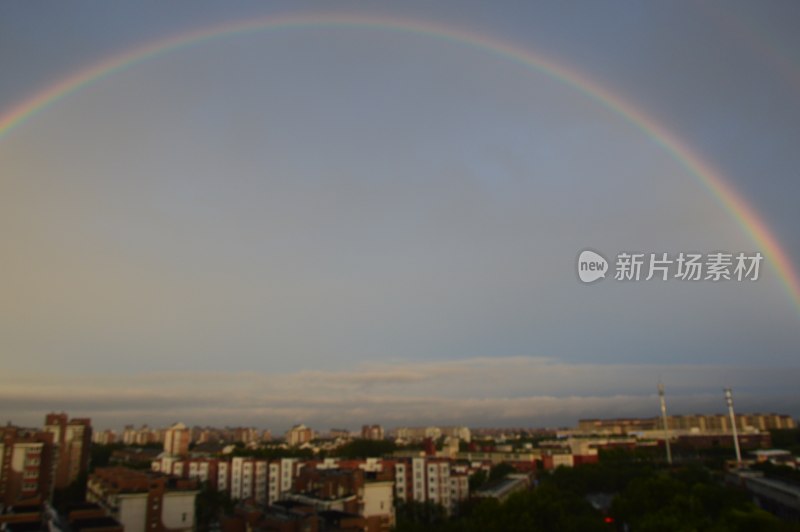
[361,425,385,441]
[393,426,471,443]
[163,422,190,457]
[43,413,92,489]
[393,457,466,515]
[154,456,303,505]
[290,466,395,531]
[286,425,314,446]
[0,426,55,506]
[87,467,199,532]
[122,425,163,446]
[92,430,117,445]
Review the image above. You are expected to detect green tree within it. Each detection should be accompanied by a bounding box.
[332,438,397,458]
[468,469,487,491]
[488,462,516,482]
[195,482,234,531]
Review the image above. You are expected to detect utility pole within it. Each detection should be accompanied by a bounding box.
[658,382,672,465]
[724,388,742,467]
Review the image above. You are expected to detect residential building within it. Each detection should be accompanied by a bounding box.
[394,457,466,515]
[87,467,199,532]
[43,413,92,489]
[290,466,394,531]
[286,425,313,447]
[0,425,55,505]
[164,422,190,457]
[361,425,384,441]
[92,430,117,445]
[393,426,471,443]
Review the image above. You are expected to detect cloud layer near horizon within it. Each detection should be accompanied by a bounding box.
[3,357,797,431]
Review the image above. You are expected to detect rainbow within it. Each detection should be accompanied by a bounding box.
[1,12,798,312]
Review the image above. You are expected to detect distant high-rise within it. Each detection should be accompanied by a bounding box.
[43,412,92,489]
[286,424,313,446]
[362,424,385,440]
[164,422,190,457]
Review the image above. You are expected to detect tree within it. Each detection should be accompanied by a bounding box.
[332,438,396,458]
[468,469,487,491]
[195,482,234,531]
[488,462,516,482]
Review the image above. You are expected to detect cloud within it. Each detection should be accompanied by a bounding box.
[1,357,797,431]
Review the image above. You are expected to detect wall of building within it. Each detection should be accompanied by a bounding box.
[162,492,197,530]
[118,494,147,532]
[362,481,394,527]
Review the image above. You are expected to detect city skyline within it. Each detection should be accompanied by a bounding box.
[1,2,799,428]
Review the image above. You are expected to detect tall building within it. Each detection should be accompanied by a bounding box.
[92,429,117,445]
[286,424,313,446]
[0,425,56,505]
[361,425,385,440]
[164,422,190,457]
[43,412,92,489]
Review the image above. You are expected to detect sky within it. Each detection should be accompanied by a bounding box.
[1,1,799,431]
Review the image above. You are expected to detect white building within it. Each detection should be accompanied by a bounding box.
[87,468,199,532]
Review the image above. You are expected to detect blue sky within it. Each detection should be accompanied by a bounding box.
[1,1,798,430]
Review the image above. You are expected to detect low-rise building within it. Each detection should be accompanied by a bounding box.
[87,467,199,532]
[472,474,531,503]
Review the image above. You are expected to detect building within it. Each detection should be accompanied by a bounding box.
[578,413,796,435]
[87,467,199,532]
[110,447,162,468]
[393,457,467,515]
[163,422,190,457]
[0,425,55,505]
[92,430,117,445]
[472,474,531,503]
[154,456,304,506]
[727,469,800,521]
[393,426,471,443]
[290,466,394,531]
[286,425,313,447]
[232,427,259,444]
[752,449,795,466]
[56,502,124,532]
[154,454,478,522]
[361,425,384,441]
[0,501,45,530]
[120,425,162,446]
[43,413,92,489]
[222,500,316,532]
[329,429,351,440]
